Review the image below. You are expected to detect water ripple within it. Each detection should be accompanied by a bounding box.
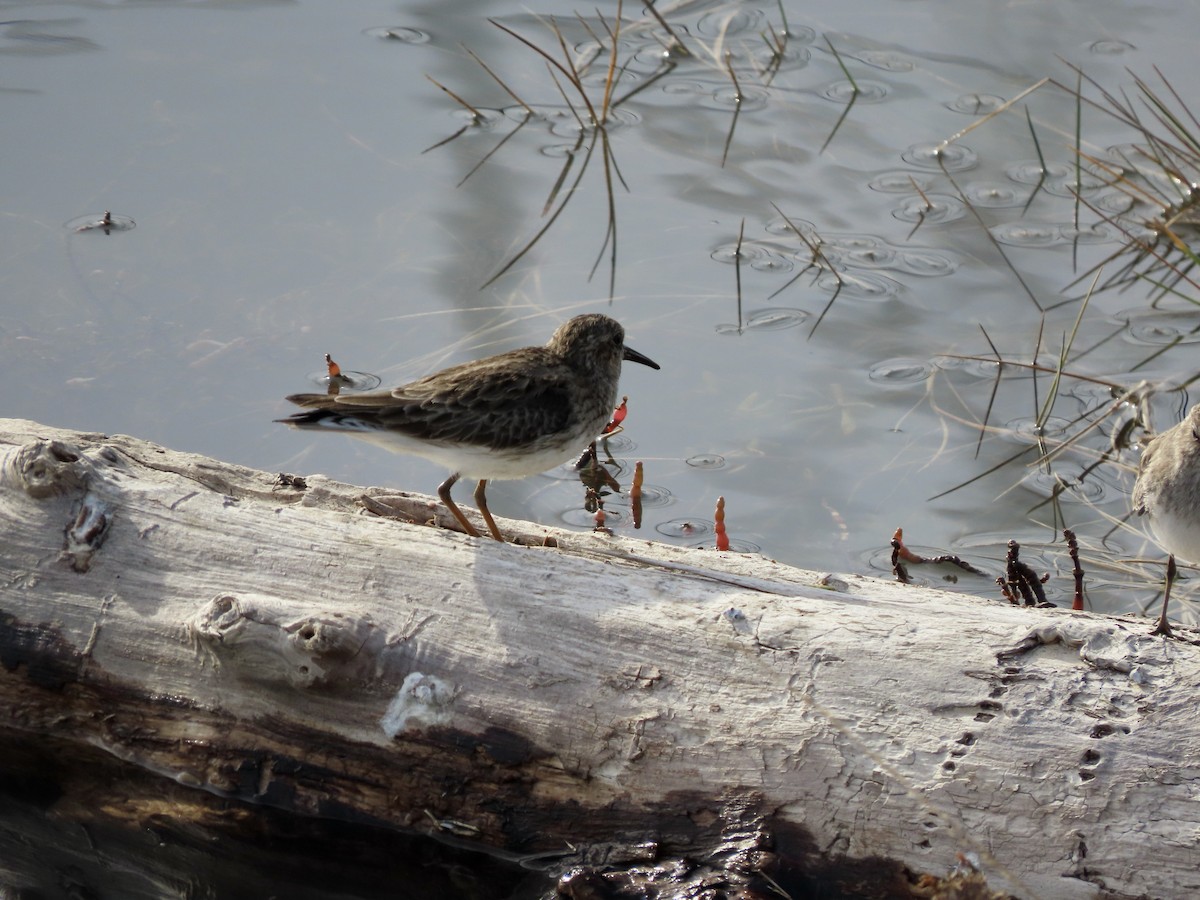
[657,518,714,538]
[989,222,1062,247]
[1088,39,1135,54]
[1021,470,1110,504]
[852,50,914,72]
[711,242,774,265]
[868,358,933,385]
[561,506,631,529]
[696,8,763,35]
[901,142,978,172]
[1119,310,1200,346]
[363,26,431,44]
[894,249,958,277]
[868,171,933,193]
[819,271,904,300]
[945,93,1006,115]
[1006,161,1071,184]
[764,215,819,238]
[607,483,674,508]
[822,80,889,103]
[706,85,771,111]
[961,182,1030,208]
[891,194,967,224]
[1002,416,1071,445]
[65,212,136,234]
[746,307,810,330]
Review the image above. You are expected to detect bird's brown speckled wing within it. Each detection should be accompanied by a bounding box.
[286,349,576,450]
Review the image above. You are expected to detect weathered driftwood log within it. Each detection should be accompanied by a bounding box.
[1,418,1197,900]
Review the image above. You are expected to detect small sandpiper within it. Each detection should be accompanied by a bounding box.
[1131,404,1200,636]
[277,314,660,541]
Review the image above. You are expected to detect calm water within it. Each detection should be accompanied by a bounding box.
[4,0,1200,893]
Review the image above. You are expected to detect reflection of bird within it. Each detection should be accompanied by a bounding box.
[277,314,660,542]
[1132,404,1200,636]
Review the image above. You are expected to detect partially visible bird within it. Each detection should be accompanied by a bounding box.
[1132,404,1200,636]
[277,314,660,541]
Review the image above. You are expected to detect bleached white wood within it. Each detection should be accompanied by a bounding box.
[0,418,1195,900]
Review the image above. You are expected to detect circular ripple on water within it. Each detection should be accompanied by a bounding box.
[598,433,636,454]
[660,79,708,96]
[65,212,136,234]
[631,41,691,69]
[950,532,1054,571]
[452,107,510,131]
[696,8,763,35]
[1005,161,1071,184]
[1121,311,1200,346]
[561,505,631,529]
[1102,143,1152,173]
[752,43,811,71]
[931,355,1000,379]
[304,369,382,392]
[817,270,904,300]
[824,233,886,252]
[893,249,958,277]
[900,142,978,172]
[891,194,966,224]
[746,307,809,330]
[555,106,640,136]
[1060,224,1117,245]
[945,93,1007,115]
[1091,190,1136,214]
[362,25,432,43]
[693,538,761,553]
[686,453,726,469]
[1040,171,1108,197]
[1067,379,1127,411]
[782,25,817,43]
[711,242,774,265]
[1089,39,1135,54]
[989,222,1062,247]
[868,358,933,386]
[582,65,640,88]
[852,50,914,72]
[606,483,674,508]
[751,256,794,273]
[961,182,1030,208]
[764,214,819,238]
[508,104,640,136]
[657,518,714,538]
[822,80,889,103]
[705,85,770,111]
[1020,470,1110,505]
[1002,415,1071,445]
[868,171,933,193]
[540,143,579,159]
[839,245,898,269]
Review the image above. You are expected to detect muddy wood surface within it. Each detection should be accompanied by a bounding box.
[1,418,1198,900]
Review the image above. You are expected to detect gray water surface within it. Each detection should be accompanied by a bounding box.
[5,0,1200,619]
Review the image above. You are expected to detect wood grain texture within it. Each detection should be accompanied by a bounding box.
[1,418,1196,900]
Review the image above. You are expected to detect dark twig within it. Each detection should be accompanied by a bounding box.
[1063,528,1085,611]
[1002,540,1051,606]
[891,528,988,577]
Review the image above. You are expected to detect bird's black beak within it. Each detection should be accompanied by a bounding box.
[623,346,660,370]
